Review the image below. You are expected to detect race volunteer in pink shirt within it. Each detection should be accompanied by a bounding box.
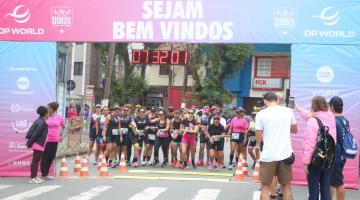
[41,102,65,178]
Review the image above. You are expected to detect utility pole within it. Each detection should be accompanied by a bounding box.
[181,44,190,109]
[102,42,116,106]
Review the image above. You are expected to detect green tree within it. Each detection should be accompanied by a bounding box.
[191,44,252,106]
[94,43,149,106]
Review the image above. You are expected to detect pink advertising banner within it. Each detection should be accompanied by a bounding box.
[0,42,56,176]
[0,0,360,44]
[291,44,360,189]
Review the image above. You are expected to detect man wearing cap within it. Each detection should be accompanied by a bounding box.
[329,96,348,200]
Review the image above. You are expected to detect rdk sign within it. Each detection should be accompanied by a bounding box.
[304,6,355,39]
[0,5,45,36]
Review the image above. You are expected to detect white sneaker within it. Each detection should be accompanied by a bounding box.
[35,177,45,183]
[29,178,42,184]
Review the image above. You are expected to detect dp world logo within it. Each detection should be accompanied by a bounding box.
[313,7,340,26]
[5,5,31,24]
[317,66,334,83]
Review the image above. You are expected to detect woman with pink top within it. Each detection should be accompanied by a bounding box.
[41,102,65,179]
[227,107,249,170]
[26,106,49,184]
[301,96,336,200]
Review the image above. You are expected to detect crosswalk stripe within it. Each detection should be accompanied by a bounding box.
[191,189,221,200]
[2,185,61,200]
[67,186,112,200]
[252,191,261,200]
[129,187,167,200]
[0,185,12,190]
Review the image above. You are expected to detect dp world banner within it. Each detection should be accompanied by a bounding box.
[0,0,359,44]
[0,42,56,176]
[291,44,360,189]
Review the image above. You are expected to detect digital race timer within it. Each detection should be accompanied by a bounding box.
[132,49,189,65]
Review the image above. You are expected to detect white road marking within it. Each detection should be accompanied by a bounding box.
[2,185,61,200]
[253,191,261,200]
[0,185,12,190]
[129,187,167,200]
[67,186,112,200]
[191,189,221,200]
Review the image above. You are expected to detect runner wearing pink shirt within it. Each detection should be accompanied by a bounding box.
[41,102,65,179]
[227,107,248,169]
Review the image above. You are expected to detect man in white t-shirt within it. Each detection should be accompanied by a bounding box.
[255,92,298,200]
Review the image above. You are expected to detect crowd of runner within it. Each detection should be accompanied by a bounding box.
[88,104,257,171]
[25,92,352,200]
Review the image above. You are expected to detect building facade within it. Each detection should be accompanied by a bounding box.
[62,43,102,107]
[224,44,291,113]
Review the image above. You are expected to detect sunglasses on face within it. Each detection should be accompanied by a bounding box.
[123,109,129,112]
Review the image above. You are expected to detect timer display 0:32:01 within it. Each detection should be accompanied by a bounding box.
[132,49,189,65]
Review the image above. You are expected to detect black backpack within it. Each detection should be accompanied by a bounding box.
[311,117,336,170]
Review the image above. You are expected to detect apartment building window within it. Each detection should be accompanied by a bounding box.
[255,56,290,78]
[159,65,170,75]
[74,62,83,76]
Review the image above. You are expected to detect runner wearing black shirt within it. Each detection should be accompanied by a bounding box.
[206,116,226,171]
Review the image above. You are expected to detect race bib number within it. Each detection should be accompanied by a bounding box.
[249,136,256,142]
[112,129,119,136]
[122,128,128,135]
[148,134,156,141]
[138,130,144,136]
[232,133,240,140]
[214,137,221,142]
[159,130,166,135]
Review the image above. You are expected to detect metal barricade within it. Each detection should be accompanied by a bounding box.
[57,116,89,157]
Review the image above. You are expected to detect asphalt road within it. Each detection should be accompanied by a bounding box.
[1,141,359,200]
[1,177,360,200]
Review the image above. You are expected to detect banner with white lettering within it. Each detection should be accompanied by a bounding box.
[0,0,359,44]
[0,42,56,176]
[291,44,360,189]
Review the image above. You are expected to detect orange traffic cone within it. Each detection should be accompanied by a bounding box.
[118,153,127,172]
[73,153,81,174]
[97,154,104,170]
[234,157,244,181]
[99,158,109,177]
[79,157,89,177]
[59,157,68,177]
[241,156,248,176]
[252,161,261,183]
